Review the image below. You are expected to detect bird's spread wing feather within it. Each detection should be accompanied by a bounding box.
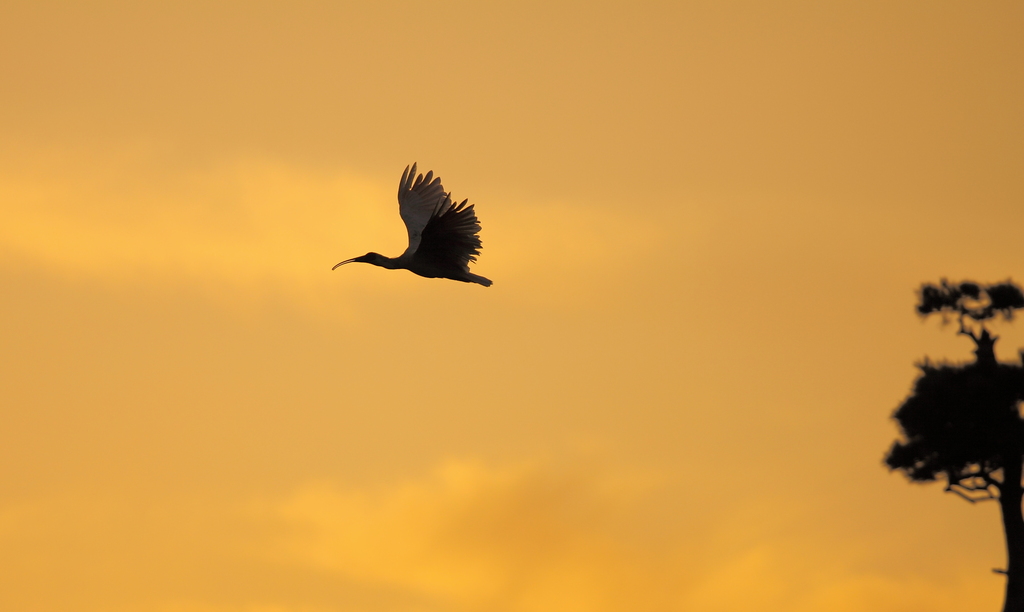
[411,193,483,273]
[398,163,446,257]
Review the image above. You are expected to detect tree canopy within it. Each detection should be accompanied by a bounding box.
[886,360,1024,498]
[886,279,1024,502]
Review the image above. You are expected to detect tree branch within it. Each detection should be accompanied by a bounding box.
[981,471,1003,490]
[957,314,979,342]
[949,467,1002,492]
[946,483,995,505]
[947,473,999,503]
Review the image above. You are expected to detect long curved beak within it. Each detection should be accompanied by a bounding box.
[332,258,359,270]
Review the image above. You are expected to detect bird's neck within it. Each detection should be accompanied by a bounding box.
[373,255,402,270]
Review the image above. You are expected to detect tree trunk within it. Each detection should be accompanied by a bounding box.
[1001,456,1024,612]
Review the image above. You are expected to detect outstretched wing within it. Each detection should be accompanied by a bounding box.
[411,192,483,273]
[398,163,446,257]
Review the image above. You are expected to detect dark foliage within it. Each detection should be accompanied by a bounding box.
[991,284,1024,315]
[917,279,1024,322]
[889,278,1024,498]
[885,360,1024,482]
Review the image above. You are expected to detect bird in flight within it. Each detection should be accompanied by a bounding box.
[333,164,492,287]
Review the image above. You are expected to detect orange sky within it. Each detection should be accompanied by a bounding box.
[2,2,1024,611]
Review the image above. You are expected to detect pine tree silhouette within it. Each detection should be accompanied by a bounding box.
[886,279,1024,612]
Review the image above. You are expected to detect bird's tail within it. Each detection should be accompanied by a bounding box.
[465,273,493,287]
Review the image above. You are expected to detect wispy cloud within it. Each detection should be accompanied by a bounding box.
[267,459,675,611]
[0,458,1003,612]
[0,151,669,304]
[263,460,998,612]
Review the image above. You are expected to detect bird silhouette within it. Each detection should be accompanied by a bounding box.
[333,164,492,287]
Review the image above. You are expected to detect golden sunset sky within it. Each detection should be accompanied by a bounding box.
[2,2,1024,611]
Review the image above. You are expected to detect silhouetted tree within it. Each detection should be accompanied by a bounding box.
[886,279,1024,612]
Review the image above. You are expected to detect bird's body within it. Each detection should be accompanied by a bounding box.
[333,164,492,287]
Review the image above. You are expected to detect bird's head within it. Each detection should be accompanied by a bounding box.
[332,252,384,270]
